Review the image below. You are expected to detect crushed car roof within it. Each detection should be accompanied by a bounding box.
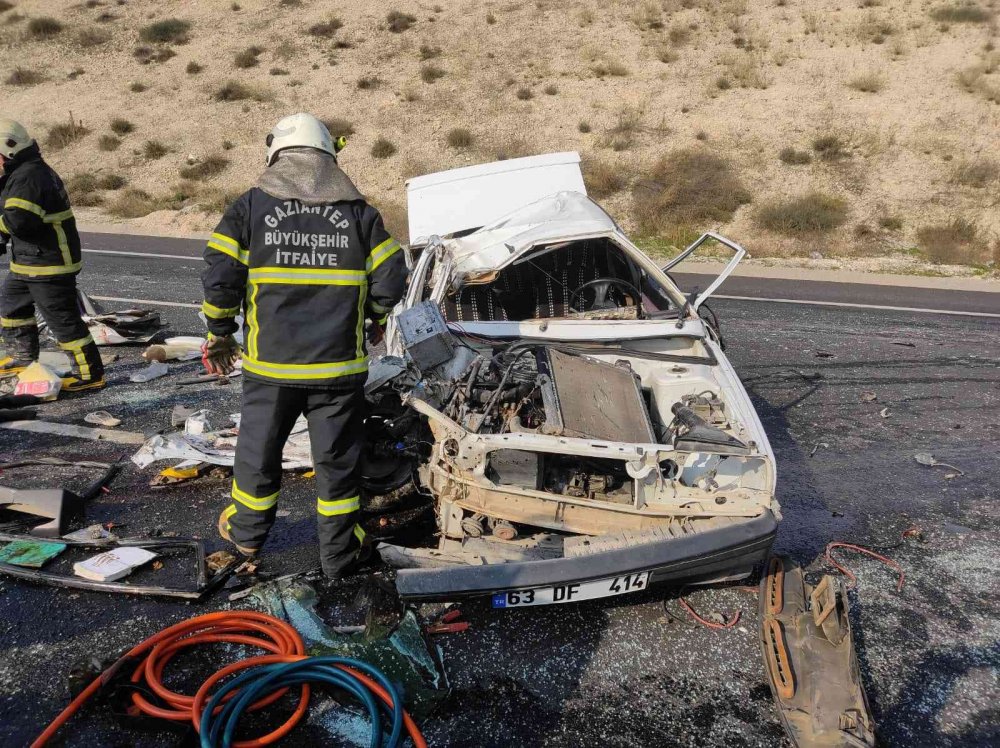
[439,191,626,277]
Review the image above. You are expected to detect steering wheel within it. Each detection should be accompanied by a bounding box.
[569,278,643,317]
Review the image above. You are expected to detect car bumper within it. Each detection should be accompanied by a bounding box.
[394,509,778,602]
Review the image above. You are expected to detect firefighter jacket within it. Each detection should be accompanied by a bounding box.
[0,144,81,280]
[201,188,406,389]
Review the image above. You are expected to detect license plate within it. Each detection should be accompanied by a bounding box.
[491,572,650,608]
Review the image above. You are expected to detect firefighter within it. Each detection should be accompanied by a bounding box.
[202,113,406,579]
[0,119,103,390]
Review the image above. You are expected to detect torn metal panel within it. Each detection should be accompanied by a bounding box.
[759,556,876,748]
[1,419,147,445]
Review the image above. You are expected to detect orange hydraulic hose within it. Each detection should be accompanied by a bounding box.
[31,610,426,748]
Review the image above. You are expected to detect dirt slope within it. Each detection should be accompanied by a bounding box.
[1,0,998,269]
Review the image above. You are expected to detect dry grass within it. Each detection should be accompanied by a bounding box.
[143,140,169,159]
[357,76,381,90]
[848,71,886,93]
[957,64,1000,103]
[186,61,203,74]
[27,16,62,39]
[97,134,120,151]
[234,46,263,69]
[493,134,531,161]
[45,118,90,151]
[756,192,849,233]
[445,128,474,148]
[419,44,441,60]
[779,147,812,165]
[109,118,135,136]
[600,108,642,151]
[812,133,849,160]
[857,15,895,44]
[371,137,397,159]
[129,81,148,93]
[578,121,592,134]
[515,86,534,100]
[656,45,680,63]
[5,67,46,86]
[140,18,190,44]
[387,11,417,33]
[307,17,342,37]
[179,154,230,181]
[952,157,1000,187]
[77,27,110,47]
[722,52,770,89]
[134,46,177,65]
[591,59,630,77]
[583,158,627,198]
[420,64,446,83]
[917,218,981,263]
[0,1,14,11]
[321,117,354,136]
[270,67,289,76]
[97,174,127,190]
[633,149,751,236]
[878,214,903,230]
[544,83,559,95]
[212,81,272,102]
[108,189,162,219]
[930,2,993,23]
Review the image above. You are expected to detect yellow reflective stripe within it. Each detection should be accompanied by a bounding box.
[43,209,74,223]
[0,215,8,234]
[1,317,37,328]
[211,232,242,251]
[368,300,391,314]
[222,504,238,532]
[207,239,248,265]
[10,261,82,276]
[53,221,72,267]
[202,300,240,319]
[58,334,94,350]
[366,238,401,273]
[353,524,367,542]
[249,267,367,285]
[231,481,278,511]
[356,278,366,358]
[4,197,45,216]
[317,495,360,517]
[242,355,368,380]
[247,281,260,360]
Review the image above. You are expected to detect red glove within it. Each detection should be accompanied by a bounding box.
[201,335,240,376]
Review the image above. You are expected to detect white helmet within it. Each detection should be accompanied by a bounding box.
[265,112,335,166]
[0,119,34,159]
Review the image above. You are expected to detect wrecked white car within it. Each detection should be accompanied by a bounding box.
[364,153,778,606]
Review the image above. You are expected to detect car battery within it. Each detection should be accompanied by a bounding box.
[397,300,455,371]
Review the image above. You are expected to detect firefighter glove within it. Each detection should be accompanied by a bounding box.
[202,334,241,376]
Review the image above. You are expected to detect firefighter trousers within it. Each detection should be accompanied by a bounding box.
[224,379,366,577]
[0,273,103,381]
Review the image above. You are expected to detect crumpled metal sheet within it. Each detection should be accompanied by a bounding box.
[131,415,312,469]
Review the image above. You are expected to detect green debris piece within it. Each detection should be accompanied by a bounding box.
[250,578,448,720]
[0,539,67,568]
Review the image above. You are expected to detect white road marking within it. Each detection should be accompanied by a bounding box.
[82,248,198,261]
[713,294,1000,319]
[90,295,200,309]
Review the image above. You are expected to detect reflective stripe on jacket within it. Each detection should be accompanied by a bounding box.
[0,144,81,279]
[201,188,406,389]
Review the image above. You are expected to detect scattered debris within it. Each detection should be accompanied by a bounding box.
[824,541,904,592]
[84,411,121,428]
[170,404,198,426]
[913,452,964,475]
[1,420,146,445]
[861,392,877,402]
[75,546,158,582]
[0,393,41,423]
[890,340,916,348]
[760,556,876,747]
[0,536,242,599]
[879,407,890,418]
[666,593,742,630]
[0,539,67,568]
[129,360,170,383]
[183,409,212,435]
[425,608,470,635]
[0,485,84,537]
[809,442,828,457]
[142,336,204,362]
[206,550,236,573]
[901,526,925,543]
[62,524,117,543]
[814,350,835,358]
[14,362,62,401]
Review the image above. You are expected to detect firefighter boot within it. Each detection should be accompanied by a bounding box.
[60,337,106,392]
[0,319,39,377]
[218,506,261,558]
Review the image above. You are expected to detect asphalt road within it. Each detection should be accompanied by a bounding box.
[0,243,998,747]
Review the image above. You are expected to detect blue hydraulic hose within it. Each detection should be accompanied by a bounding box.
[199,657,406,748]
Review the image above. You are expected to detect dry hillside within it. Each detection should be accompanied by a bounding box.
[1,0,999,271]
